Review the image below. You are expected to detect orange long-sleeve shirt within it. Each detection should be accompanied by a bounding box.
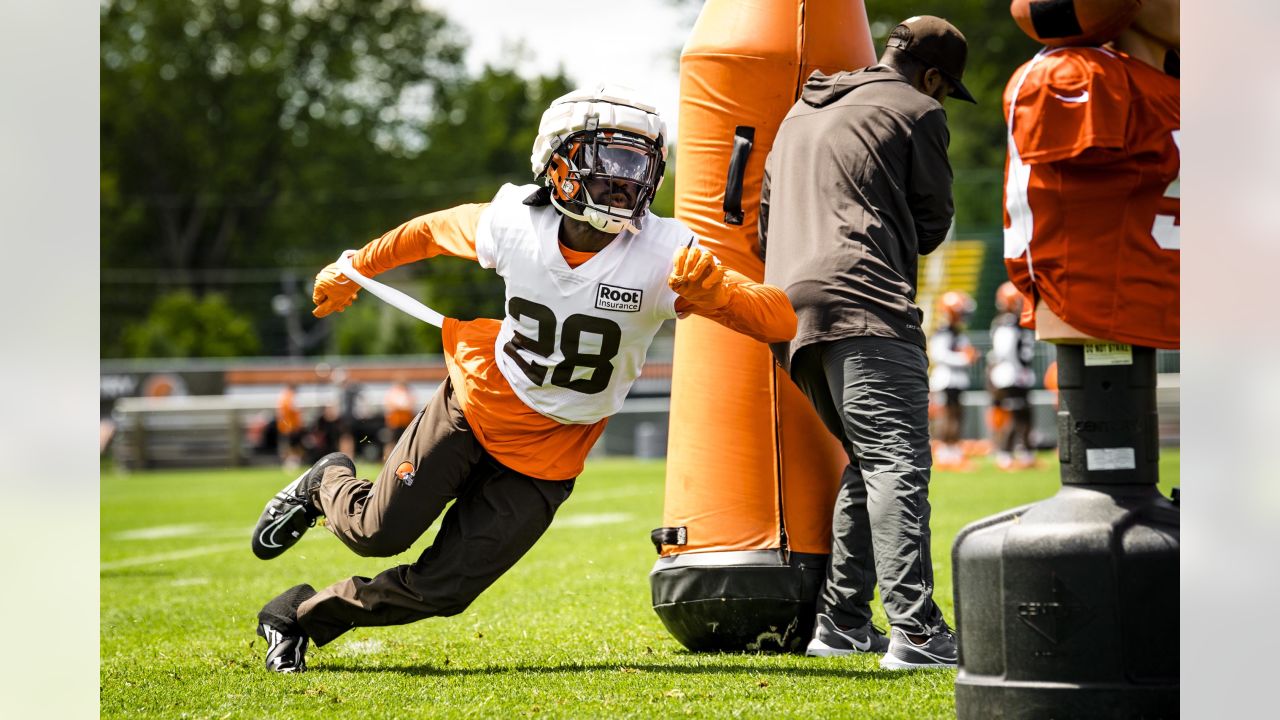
[276,387,302,435]
[350,205,795,479]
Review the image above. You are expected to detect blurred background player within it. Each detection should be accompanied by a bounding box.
[986,281,1037,469]
[275,383,304,471]
[1043,360,1058,406]
[380,378,415,461]
[928,290,976,470]
[331,369,363,459]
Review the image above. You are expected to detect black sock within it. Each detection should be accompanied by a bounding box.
[257,583,317,636]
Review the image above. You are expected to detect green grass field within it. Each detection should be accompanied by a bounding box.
[101,451,1179,719]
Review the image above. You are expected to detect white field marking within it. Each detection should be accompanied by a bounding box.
[102,531,332,570]
[113,523,210,541]
[101,542,246,571]
[171,577,210,587]
[337,639,385,656]
[551,512,632,529]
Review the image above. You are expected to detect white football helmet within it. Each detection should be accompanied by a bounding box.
[531,85,667,234]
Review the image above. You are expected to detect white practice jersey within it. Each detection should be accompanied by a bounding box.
[988,315,1036,390]
[475,183,696,424]
[928,327,974,392]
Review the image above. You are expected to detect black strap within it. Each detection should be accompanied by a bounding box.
[650,526,688,554]
[722,126,755,225]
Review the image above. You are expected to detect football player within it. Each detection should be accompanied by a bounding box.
[1003,0,1179,348]
[986,282,1038,470]
[928,290,978,470]
[247,86,797,673]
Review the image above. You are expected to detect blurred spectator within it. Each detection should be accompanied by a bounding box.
[141,372,186,398]
[381,380,416,460]
[276,383,304,471]
[987,282,1038,470]
[100,419,116,456]
[332,369,364,458]
[929,291,977,469]
[306,404,343,465]
[1044,360,1059,406]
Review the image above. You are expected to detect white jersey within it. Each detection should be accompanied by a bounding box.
[928,327,974,392]
[987,314,1037,390]
[475,183,695,424]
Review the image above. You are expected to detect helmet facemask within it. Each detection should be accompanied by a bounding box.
[543,129,665,234]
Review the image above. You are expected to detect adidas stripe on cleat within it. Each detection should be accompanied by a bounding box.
[251,452,354,560]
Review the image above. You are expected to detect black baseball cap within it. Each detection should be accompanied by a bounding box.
[885,16,976,103]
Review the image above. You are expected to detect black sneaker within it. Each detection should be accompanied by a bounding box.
[251,452,354,559]
[805,613,890,656]
[257,622,309,673]
[879,626,958,670]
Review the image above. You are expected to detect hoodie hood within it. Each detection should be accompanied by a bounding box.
[801,66,909,108]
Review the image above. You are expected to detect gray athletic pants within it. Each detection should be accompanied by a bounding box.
[294,379,575,646]
[789,336,947,636]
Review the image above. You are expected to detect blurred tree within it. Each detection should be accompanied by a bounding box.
[329,296,439,356]
[101,0,574,357]
[101,0,465,273]
[101,0,465,356]
[122,291,261,357]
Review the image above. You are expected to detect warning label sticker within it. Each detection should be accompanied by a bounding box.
[1086,447,1136,471]
[1083,343,1133,366]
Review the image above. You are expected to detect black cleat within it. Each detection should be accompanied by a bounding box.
[256,583,317,673]
[258,622,309,673]
[251,452,354,559]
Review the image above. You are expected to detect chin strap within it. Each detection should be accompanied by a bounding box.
[549,194,631,234]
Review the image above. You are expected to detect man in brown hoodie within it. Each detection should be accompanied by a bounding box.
[761,15,975,670]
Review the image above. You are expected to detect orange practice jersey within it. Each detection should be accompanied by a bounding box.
[383,385,415,430]
[349,203,795,480]
[276,387,302,434]
[1003,46,1180,349]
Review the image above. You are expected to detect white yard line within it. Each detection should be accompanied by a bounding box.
[101,542,248,571]
[551,512,632,529]
[112,523,210,541]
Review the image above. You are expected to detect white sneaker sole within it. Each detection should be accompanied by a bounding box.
[879,655,957,670]
[806,638,881,657]
[806,642,852,657]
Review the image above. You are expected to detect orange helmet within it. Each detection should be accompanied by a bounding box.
[1010,0,1141,47]
[938,290,976,325]
[995,281,1023,314]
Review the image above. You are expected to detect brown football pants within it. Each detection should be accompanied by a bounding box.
[295,378,575,646]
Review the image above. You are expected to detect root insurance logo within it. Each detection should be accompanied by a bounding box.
[595,283,643,313]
